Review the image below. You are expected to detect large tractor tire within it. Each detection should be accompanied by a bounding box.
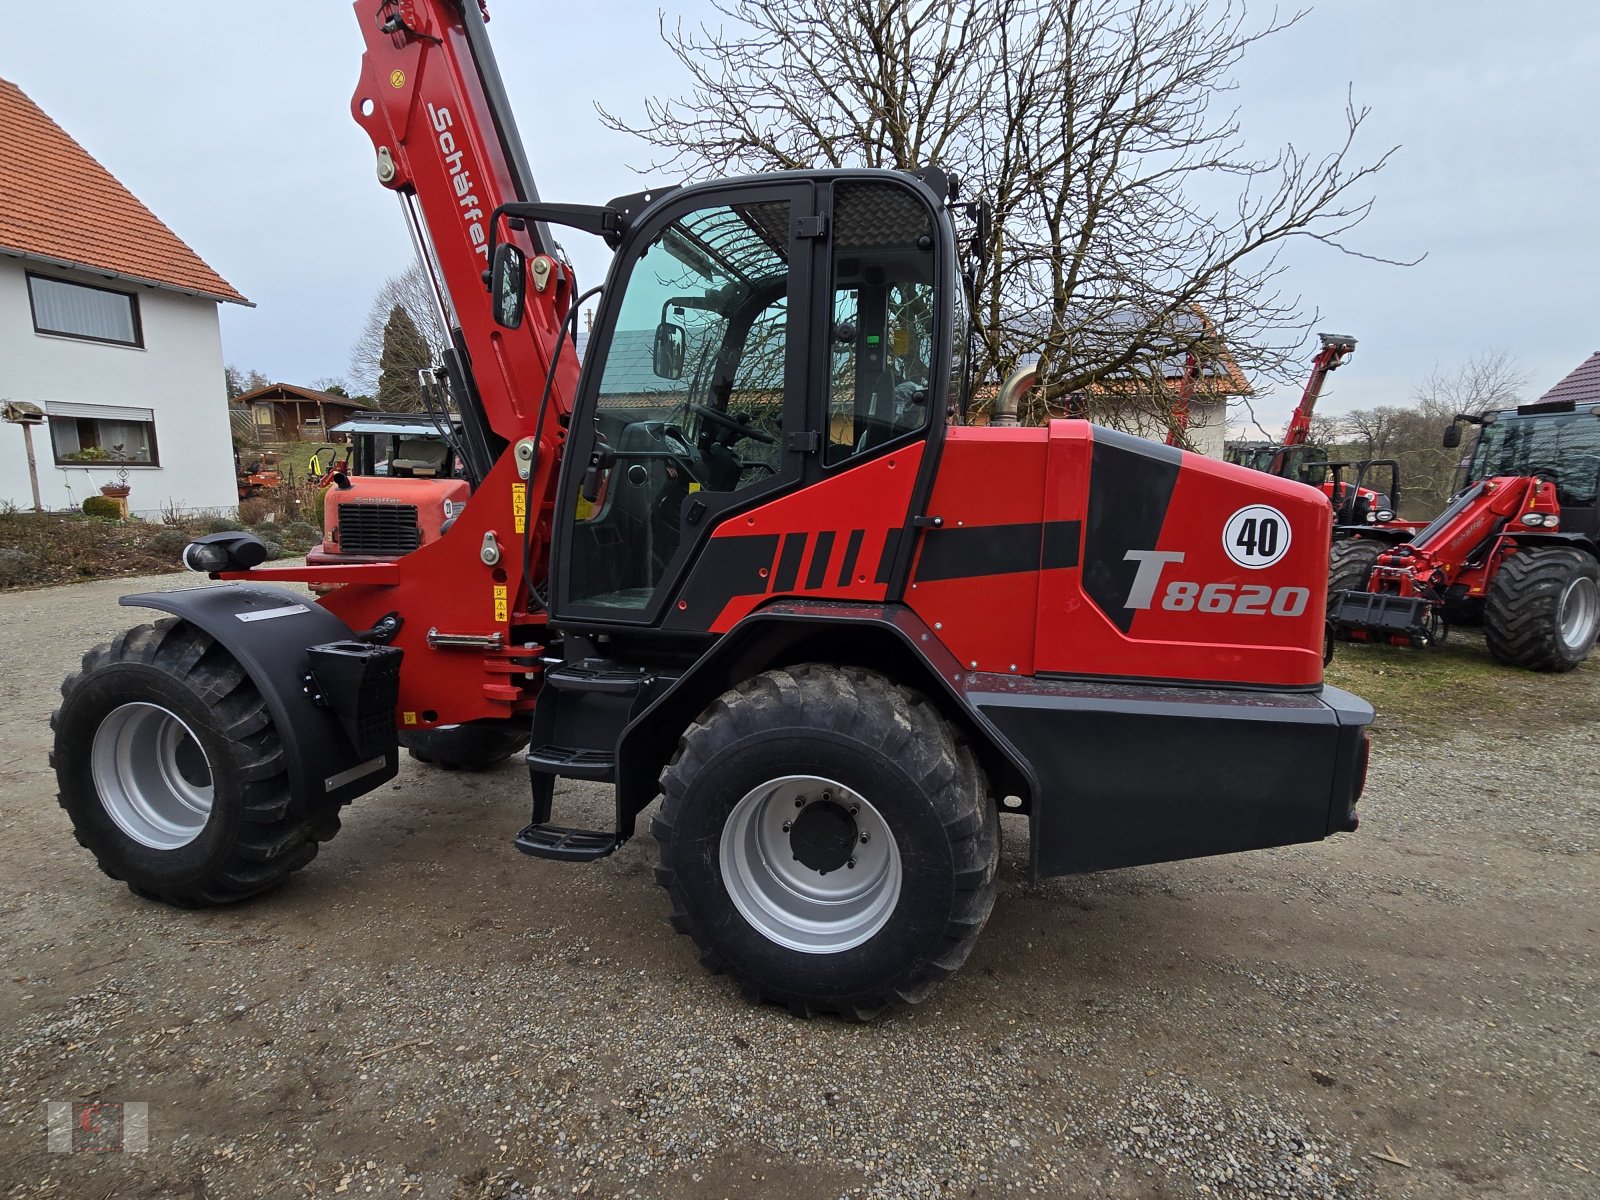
[1483,548,1600,672]
[1328,538,1384,598]
[51,619,341,907]
[399,721,530,771]
[653,664,1000,1020]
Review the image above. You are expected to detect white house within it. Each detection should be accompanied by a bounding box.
[0,77,248,518]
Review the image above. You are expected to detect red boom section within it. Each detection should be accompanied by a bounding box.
[1283,335,1356,448]
[221,2,586,730]
[349,0,578,445]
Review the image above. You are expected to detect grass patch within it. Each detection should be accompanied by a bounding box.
[1327,633,1599,738]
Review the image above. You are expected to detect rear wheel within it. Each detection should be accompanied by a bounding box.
[653,665,999,1019]
[52,619,340,906]
[1483,548,1600,671]
[1328,538,1383,598]
[399,721,530,771]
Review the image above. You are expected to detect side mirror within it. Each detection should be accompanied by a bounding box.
[653,321,686,380]
[1442,423,1462,449]
[490,243,526,330]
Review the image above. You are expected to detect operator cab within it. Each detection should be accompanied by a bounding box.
[1447,403,1600,539]
[532,172,953,627]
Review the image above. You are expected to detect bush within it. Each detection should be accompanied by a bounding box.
[283,520,319,545]
[198,516,245,534]
[147,529,189,558]
[81,495,123,519]
[259,540,285,561]
[238,496,274,526]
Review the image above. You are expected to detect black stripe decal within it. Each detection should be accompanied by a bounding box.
[805,530,836,590]
[662,533,780,630]
[773,532,807,592]
[837,529,864,586]
[1081,427,1182,633]
[1041,520,1082,570]
[874,528,904,584]
[913,520,1081,582]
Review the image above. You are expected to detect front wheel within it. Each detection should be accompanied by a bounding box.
[51,619,341,906]
[1483,548,1600,671]
[1328,538,1384,598]
[653,665,999,1019]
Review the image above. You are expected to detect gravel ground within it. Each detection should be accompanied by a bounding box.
[0,569,1596,1198]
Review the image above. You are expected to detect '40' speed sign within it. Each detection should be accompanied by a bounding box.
[1223,505,1291,569]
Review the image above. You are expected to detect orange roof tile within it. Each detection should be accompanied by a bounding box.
[0,77,248,305]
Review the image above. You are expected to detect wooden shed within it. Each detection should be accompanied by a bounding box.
[230,383,369,443]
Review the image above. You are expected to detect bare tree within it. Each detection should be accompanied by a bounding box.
[602,0,1410,428]
[349,263,448,395]
[1411,351,1527,422]
[1341,405,1408,458]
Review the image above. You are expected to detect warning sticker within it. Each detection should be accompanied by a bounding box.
[511,483,527,534]
[493,583,509,623]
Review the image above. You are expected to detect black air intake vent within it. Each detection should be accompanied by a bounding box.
[335,502,421,557]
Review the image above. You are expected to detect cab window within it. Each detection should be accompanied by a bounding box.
[825,182,936,465]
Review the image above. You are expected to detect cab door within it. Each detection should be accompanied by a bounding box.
[552,183,815,627]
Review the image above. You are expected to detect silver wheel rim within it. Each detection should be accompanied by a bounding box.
[91,702,215,850]
[1559,575,1600,652]
[719,774,902,954]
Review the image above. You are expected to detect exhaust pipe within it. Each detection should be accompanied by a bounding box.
[991,364,1037,427]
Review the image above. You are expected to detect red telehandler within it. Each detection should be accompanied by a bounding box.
[1227,333,1415,537]
[48,0,1372,1017]
[1328,402,1600,670]
[1225,333,1358,488]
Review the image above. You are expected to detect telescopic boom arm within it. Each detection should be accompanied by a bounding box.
[1282,332,1358,447]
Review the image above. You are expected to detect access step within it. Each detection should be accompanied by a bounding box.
[543,661,656,696]
[525,743,616,780]
[513,822,622,862]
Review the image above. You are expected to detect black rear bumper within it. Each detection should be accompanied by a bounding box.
[967,676,1372,878]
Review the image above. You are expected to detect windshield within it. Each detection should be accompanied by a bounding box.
[1468,412,1600,505]
[595,200,789,444]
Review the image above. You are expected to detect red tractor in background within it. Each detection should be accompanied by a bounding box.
[47,0,1372,1018]
[1227,333,1420,540]
[1328,400,1600,670]
[234,447,282,500]
[310,411,468,566]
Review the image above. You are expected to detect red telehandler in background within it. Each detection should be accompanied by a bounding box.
[1226,333,1418,538]
[1328,401,1600,670]
[48,0,1372,1018]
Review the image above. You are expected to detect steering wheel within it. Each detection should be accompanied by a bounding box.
[689,402,777,445]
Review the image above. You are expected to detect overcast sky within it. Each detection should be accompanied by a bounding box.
[7,1,1598,433]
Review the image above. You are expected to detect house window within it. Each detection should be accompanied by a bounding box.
[47,403,159,466]
[27,273,143,347]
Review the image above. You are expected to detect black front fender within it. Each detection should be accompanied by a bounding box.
[121,585,399,809]
[613,601,1037,837]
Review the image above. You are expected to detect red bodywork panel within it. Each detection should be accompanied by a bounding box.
[664,423,1331,688]
[907,425,1329,687]
[696,446,926,632]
